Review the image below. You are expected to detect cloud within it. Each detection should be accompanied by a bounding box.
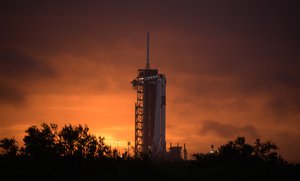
[264,96,300,118]
[0,0,299,162]
[0,48,56,80]
[0,48,56,105]
[200,120,259,138]
[0,84,25,105]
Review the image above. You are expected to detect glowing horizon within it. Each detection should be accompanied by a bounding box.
[1,1,300,162]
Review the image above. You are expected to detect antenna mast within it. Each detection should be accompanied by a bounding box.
[146,32,150,69]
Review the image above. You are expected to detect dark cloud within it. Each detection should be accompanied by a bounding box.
[0,84,25,105]
[0,49,56,105]
[200,120,259,138]
[0,49,56,80]
[264,97,300,118]
[1,0,299,58]
[0,0,299,162]
[0,0,298,113]
[170,66,300,119]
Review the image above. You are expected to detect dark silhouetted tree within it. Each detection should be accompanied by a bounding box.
[253,138,284,162]
[218,136,253,161]
[86,135,98,158]
[22,123,111,159]
[97,136,111,158]
[23,123,58,157]
[0,138,18,157]
[58,124,97,158]
[194,136,285,164]
[112,148,120,159]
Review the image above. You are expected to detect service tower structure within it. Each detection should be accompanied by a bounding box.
[131,33,166,158]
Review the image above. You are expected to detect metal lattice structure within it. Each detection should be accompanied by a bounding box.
[131,33,166,158]
[134,83,144,156]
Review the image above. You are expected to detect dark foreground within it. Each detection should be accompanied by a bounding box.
[0,157,299,181]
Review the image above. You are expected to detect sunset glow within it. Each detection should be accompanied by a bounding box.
[0,1,299,162]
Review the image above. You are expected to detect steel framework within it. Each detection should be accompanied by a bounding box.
[134,83,144,156]
[131,33,166,158]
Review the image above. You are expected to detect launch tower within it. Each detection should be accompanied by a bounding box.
[131,33,166,158]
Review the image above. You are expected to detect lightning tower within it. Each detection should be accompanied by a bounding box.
[131,33,166,158]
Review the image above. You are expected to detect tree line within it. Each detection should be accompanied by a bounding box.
[193,136,286,165]
[1,123,299,181]
[0,123,116,159]
[0,122,291,164]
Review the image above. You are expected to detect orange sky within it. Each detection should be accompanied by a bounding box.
[0,1,300,162]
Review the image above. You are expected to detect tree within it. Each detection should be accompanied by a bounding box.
[97,136,111,158]
[22,123,111,159]
[58,124,98,158]
[0,138,18,157]
[23,123,58,157]
[86,135,98,158]
[208,136,284,163]
[112,148,120,159]
[218,137,253,161]
[253,138,283,162]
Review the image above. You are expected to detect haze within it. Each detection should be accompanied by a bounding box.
[0,1,299,162]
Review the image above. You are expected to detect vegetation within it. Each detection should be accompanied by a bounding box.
[0,137,18,157]
[0,123,299,181]
[193,136,284,163]
[5,123,112,159]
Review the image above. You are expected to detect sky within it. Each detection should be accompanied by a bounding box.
[0,0,300,162]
